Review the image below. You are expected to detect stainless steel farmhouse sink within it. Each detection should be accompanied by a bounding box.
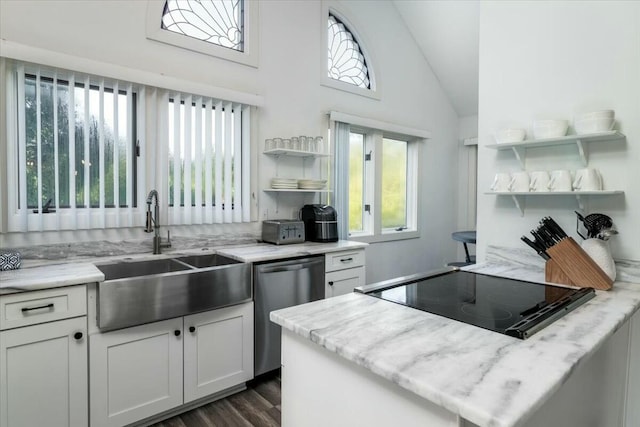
[95,254,251,331]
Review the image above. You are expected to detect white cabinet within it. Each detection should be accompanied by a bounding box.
[0,287,88,427]
[325,249,366,298]
[184,303,254,402]
[89,302,254,427]
[89,317,184,427]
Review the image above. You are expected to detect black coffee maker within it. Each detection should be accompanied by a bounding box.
[300,204,339,242]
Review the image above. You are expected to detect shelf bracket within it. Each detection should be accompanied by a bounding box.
[510,147,526,169]
[575,194,585,210]
[575,139,588,166]
[510,195,525,216]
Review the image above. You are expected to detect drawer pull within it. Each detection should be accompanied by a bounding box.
[21,303,54,313]
[74,332,84,340]
[340,257,354,263]
[174,330,181,337]
[189,326,196,333]
[328,281,334,286]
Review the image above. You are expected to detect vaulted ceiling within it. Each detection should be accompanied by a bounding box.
[393,0,480,117]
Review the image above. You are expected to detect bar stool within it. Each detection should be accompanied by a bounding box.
[447,230,476,267]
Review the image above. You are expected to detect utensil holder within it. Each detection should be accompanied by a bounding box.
[544,237,613,290]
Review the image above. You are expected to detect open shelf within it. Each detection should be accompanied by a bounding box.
[485,190,624,216]
[263,189,331,193]
[486,131,625,168]
[263,148,329,158]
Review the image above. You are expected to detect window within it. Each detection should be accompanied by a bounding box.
[6,63,138,231]
[165,94,250,225]
[4,60,253,232]
[146,0,258,67]
[347,130,417,241]
[331,112,428,243]
[327,14,370,89]
[161,0,244,51]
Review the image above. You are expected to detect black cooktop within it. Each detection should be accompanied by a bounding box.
[365,270,595,339]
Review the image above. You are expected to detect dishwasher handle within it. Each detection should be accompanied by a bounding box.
[257,257,324,274]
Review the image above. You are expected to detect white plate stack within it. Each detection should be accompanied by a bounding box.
[298,179,326,190]
[271,178,298,189]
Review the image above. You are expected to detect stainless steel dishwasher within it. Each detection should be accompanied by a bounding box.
[254,255,325,376]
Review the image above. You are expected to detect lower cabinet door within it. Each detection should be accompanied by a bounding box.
[325,266,366,298]
[89,318,183,427]
[183,302,254,403]
[0,316,88,427]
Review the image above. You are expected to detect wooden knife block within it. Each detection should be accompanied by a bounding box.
[544,238,613,290]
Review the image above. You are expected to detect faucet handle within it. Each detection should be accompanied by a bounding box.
[163,230,172,248]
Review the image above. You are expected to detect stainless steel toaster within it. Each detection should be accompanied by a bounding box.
[262,220,305,245]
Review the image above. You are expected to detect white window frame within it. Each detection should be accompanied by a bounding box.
[321,2,380,100]
[1,54,258,233]
[348,127,420,243]
[3,61,144,232]
[145,0,259,68]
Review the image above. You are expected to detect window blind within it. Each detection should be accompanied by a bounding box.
[166,93,250,226]
[9,63,138,232]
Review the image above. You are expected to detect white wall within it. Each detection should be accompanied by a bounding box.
[477,0,640,262]
[0,0,461,282]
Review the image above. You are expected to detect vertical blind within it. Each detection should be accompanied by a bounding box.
[7,61,252,232]
[10,64,137,232]
[165,93,250,226]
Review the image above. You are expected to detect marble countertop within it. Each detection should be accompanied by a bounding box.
[0,262,104,295]
[0,239,366,295]
[217,240,367,263]
[270,256,640,427]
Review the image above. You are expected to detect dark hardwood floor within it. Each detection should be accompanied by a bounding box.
[150,373,281,427]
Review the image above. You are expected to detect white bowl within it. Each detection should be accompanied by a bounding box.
[576,110,615,121]
[495,128,526,144]
[575,117,615,134]
[533,119,569,139]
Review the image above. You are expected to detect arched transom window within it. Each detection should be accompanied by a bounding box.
[161,0,244,51]
[327,14,371,90]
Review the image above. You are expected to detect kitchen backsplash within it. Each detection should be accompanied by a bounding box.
[9,233,259,263]
[486,245,640,284]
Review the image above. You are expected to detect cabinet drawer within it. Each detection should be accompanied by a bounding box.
[325,249,365,272]
[325,266,366,298]
[0,286,87,330]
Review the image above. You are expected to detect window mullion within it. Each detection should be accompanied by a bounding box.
[371,132,383,236]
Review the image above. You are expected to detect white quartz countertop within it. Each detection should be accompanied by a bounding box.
[270,262,640,427]
[217,240,367,263]
[0,262,104,294]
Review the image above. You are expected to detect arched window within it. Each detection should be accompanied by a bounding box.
[161,0,244,51]
[327,13,371,90]
[146,0,258,67]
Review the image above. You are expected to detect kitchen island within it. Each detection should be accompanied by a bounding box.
[271,255,640,427]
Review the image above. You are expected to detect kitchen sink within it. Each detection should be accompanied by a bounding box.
[95,254,250,331]
[173,254,239,268]
[97,258,191,280]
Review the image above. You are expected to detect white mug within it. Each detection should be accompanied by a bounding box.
[490,172,511,192]
[530,171,550,192]
[573,168,602,191]
[548,170,573,192]
[509,171,530,192]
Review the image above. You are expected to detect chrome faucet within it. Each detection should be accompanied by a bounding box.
[144,190,171,254]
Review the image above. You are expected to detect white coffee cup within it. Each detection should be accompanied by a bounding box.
[529,171,550,192]
[573,168,602,191]
[490,172,511,192]
[548,170,573,192]
[509,171,530,192]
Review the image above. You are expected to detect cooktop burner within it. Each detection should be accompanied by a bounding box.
[363,270,595,339]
